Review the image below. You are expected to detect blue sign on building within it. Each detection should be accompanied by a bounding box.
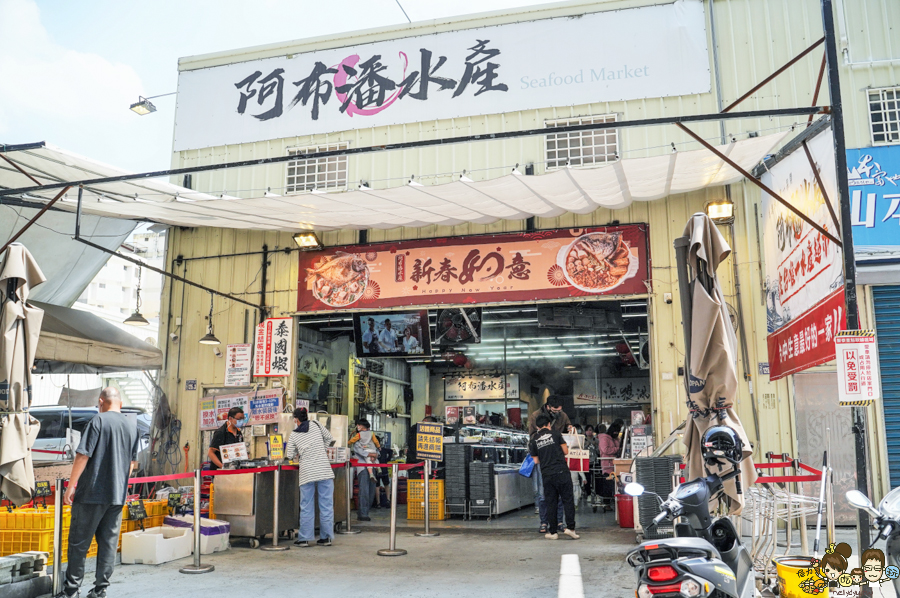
[847,145,900,255]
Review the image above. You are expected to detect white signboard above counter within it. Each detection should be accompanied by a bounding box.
[173,0,710,150]
[445,374,519,401]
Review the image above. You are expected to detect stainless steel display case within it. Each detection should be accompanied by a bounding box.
[494,467,535,515]
[214,466,348,544]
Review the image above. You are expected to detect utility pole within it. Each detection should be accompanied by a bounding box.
[821,0,870,550]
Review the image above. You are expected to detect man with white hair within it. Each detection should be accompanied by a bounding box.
[62,387,139,598]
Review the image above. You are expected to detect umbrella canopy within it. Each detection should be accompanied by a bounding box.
[680,213,756,514]
[0,243,45,505]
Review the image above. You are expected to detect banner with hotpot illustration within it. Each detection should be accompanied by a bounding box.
[297,226,649,311]
[760,129,845,380]
[173,1,709,151]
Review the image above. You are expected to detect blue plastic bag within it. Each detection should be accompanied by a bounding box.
[518,454,535,477]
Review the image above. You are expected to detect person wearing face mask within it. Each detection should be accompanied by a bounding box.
[348,418,380,521]
[527,395,571,534]
[207,407,246,470]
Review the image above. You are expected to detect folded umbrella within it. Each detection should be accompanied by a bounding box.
[0,243,45,505]
[680,214,756,514]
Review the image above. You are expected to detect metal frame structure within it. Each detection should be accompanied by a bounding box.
[0,0,870,545]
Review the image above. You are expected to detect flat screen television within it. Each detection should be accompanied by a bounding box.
[353,310,432,358]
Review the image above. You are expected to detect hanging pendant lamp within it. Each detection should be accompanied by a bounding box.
[199,292,220,345]
[124,266,150,326]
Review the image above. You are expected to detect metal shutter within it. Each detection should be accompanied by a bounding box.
[873,286,900,488]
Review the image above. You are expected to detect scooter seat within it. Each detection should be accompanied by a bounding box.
[635,537,721,561]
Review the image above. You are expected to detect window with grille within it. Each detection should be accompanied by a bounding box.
[869,88,900,145]
[545,115,618,170]
[285,143,349,193]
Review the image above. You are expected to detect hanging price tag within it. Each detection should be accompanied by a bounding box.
[34,481,51,497]
[167,493,182,512]
[127,499,147,531]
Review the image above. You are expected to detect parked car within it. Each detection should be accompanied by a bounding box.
[29,406,151,463]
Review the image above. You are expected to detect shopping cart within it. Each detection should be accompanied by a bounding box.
[589,457,615,513]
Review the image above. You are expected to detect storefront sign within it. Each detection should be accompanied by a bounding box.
[445,406,459,425]
[765,289,846,380]
[847,145,900,255]
[761,129,845,378]
[173,1,709,151]
[225,344,253,386]
[298,226,649,312]
[199,390,283,431]
[835,330,881,406]
[573,377,651,405]
[416,423,444,461]
[254,318,293,377]
[445,374,519,401]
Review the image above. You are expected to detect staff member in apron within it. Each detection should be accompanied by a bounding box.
[208,407,245,470]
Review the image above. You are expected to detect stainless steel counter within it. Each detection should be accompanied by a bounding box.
[214,466,348,542]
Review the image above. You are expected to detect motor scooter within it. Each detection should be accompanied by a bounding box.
[625,427,758,598]
[846,487,900,595]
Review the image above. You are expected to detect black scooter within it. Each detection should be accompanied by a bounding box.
[846,487,900,595]
[625,443,758,598]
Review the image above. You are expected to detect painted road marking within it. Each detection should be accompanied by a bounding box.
[559,554,585,598]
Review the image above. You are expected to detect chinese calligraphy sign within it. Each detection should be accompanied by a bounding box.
[444,374,519,401]
[254,317,293,377]
[765,290,846,380]
[173,3,710,150]
[298,226,648,312]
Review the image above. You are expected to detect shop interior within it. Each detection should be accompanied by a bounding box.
[294,298,653,522]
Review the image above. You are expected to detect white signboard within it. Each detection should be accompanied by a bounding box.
[225,343,252,386]
[220,442,249,464]
[173,0,710,151]
[254,318,293,377]
[573,377,651,405]
[835,330,881,407]
[200,389,283,431]
[761,129,843,336]
[445,374,519,401]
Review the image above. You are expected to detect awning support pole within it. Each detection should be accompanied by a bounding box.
[0,153,42,185]
[821,0,869,550]
[721,37,825,113]
[72,191,265,312]
[674,122,842,247]
[809,53,828,126]
[0,185,71,255]
[0,106,824,199]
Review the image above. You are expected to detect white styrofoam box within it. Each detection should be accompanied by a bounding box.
[121,527,192,565]
[163,516,230,554]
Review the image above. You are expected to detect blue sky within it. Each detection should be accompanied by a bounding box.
[0,0,548,173]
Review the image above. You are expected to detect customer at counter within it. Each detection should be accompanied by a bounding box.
[527,395,571,533]
[529,413,579,541]
[349,418,380,522]
[286,407,336,547]
[207,407,245,470]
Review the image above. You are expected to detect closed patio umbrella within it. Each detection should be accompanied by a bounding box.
[0,243,45,505]
[676,214,756,514]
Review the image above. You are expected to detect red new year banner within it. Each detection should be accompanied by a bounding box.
[766,289,846,380]
[297,226,650,312]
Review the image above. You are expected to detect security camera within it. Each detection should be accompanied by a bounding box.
[213,347,223,358]
[169,332,179,343]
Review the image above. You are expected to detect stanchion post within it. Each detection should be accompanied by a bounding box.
[261,464,289,551]
[377,464,407,556]
[180,469,215,574]
[336,460,361,535]
[415,461,439,538]
[52,479,64,596]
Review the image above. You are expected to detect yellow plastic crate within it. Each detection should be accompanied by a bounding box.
[406,500,446,521]
[0,507,70,531]
[407,480,445,502]
[122,500,168,520]
[0,527,97,563]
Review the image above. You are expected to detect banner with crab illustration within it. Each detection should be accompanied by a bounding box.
[297,226,649,312]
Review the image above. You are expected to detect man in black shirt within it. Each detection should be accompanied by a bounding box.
[208,407,245,470]
[529,413,579,540]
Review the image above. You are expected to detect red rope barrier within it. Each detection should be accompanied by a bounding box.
[32,449,68,455]
[756,475,822,484]
[125,461,419,486]
[754,462,794,469]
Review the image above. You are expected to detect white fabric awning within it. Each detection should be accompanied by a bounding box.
[2,133,786,232]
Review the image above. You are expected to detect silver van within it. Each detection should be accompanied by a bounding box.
[29,406,151,463]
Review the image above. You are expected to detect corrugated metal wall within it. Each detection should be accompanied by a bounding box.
[163,0,898,480]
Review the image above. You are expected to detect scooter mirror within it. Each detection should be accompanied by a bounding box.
[846,490,879,517]
[625,482,645,497]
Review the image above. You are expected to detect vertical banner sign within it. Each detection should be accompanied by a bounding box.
[255,317,293,377]
[225,344,253,386]
[761,129,846,379]
[416,423,444,461]
[199,398,217,430]
[835,330,881,407]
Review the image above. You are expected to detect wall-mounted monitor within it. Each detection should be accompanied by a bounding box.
[353,310,432,358]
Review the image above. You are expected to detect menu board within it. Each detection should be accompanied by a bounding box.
[199,390,283,431]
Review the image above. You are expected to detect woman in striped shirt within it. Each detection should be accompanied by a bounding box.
[285,407,335,547]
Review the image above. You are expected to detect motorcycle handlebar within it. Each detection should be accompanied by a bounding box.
[652,511,669,526]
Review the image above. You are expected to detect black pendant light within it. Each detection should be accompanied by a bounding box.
[123,266,150,326]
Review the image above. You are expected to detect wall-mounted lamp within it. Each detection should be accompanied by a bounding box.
[293,232,323,251]
[705,199,734,224]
